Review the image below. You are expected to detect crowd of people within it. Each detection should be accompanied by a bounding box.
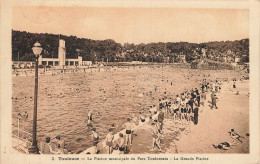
[139,78,224,151]
[80,77,225,154]
[39,136,69,154]
[87,117,135,154]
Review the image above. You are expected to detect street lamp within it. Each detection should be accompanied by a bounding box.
[29,42,42,154]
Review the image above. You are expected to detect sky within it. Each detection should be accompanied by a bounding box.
[12,6,249,44]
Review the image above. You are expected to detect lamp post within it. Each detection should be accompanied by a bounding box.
[29,42,42,154]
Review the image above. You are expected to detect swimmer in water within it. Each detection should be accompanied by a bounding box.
[88,110,93,121]
[23,111,28,119]
[140,114,146,122]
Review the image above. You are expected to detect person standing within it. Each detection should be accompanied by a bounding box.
[186,104,192,122]
[201,90,206,106]
[211,94,218,109]
[195,89,200,107]
[158,109,164,130]
[123,118,132,146]
[117,133,125,154]
[233,79,236,88]
[92,128,99,154]
[151,122,162,152]
[193,100,199,125]
[105,128,114,154]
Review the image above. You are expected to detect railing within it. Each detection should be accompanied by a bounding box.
[12,114,33,153]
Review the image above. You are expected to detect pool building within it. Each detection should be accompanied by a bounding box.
[39,39,82,66]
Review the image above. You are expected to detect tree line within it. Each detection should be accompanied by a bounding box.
[12,30,249,63]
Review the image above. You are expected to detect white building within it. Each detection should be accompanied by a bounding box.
[38,39,82,66]
[82,61,92,66]
[177,53,186,63]
[235,57,241,63]
[201,48,207,58]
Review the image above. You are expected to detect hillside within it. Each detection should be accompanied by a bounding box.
[12,30,249,63]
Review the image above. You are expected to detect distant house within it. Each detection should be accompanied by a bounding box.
[235,57,241,63]
[191,59,234,70]
[82,61,92,66]
[177,53,186,63]
[201,48,207,58]
[163,56,170,63]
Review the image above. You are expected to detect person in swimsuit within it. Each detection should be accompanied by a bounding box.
[165,97,169,114]
[151,123,162,152]
[118,133,125,154]
[123,118,132,146]
[229,129,243,143]
[153,105,158,114]
[172,101,177,120]
[175,101,181,120]
[140,111,146,122]
[148,106,153,115]
[180,98,186,120]
[233,79,236,88]
[53,136,68,154]
[88,110,93,121]
[168,98,172,113]
[193,100,199,125]
[213,142,232,150]
[186,104,192,122]
[201,89,206,106]
[162,98,166,109]
[39,137,57,154]
[92,128,99,154]
[159,99,163,109]
[195,88,200,107]
[158,110,164,131]
[22,111,28,119]
[105,128,114,154]
[211,94,218,109]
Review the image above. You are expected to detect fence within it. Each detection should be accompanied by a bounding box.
[12,114,33,153]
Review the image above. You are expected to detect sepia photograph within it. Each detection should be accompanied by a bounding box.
[1,0,260,163]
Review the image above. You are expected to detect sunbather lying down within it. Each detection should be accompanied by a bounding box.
[213,142,233,150]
